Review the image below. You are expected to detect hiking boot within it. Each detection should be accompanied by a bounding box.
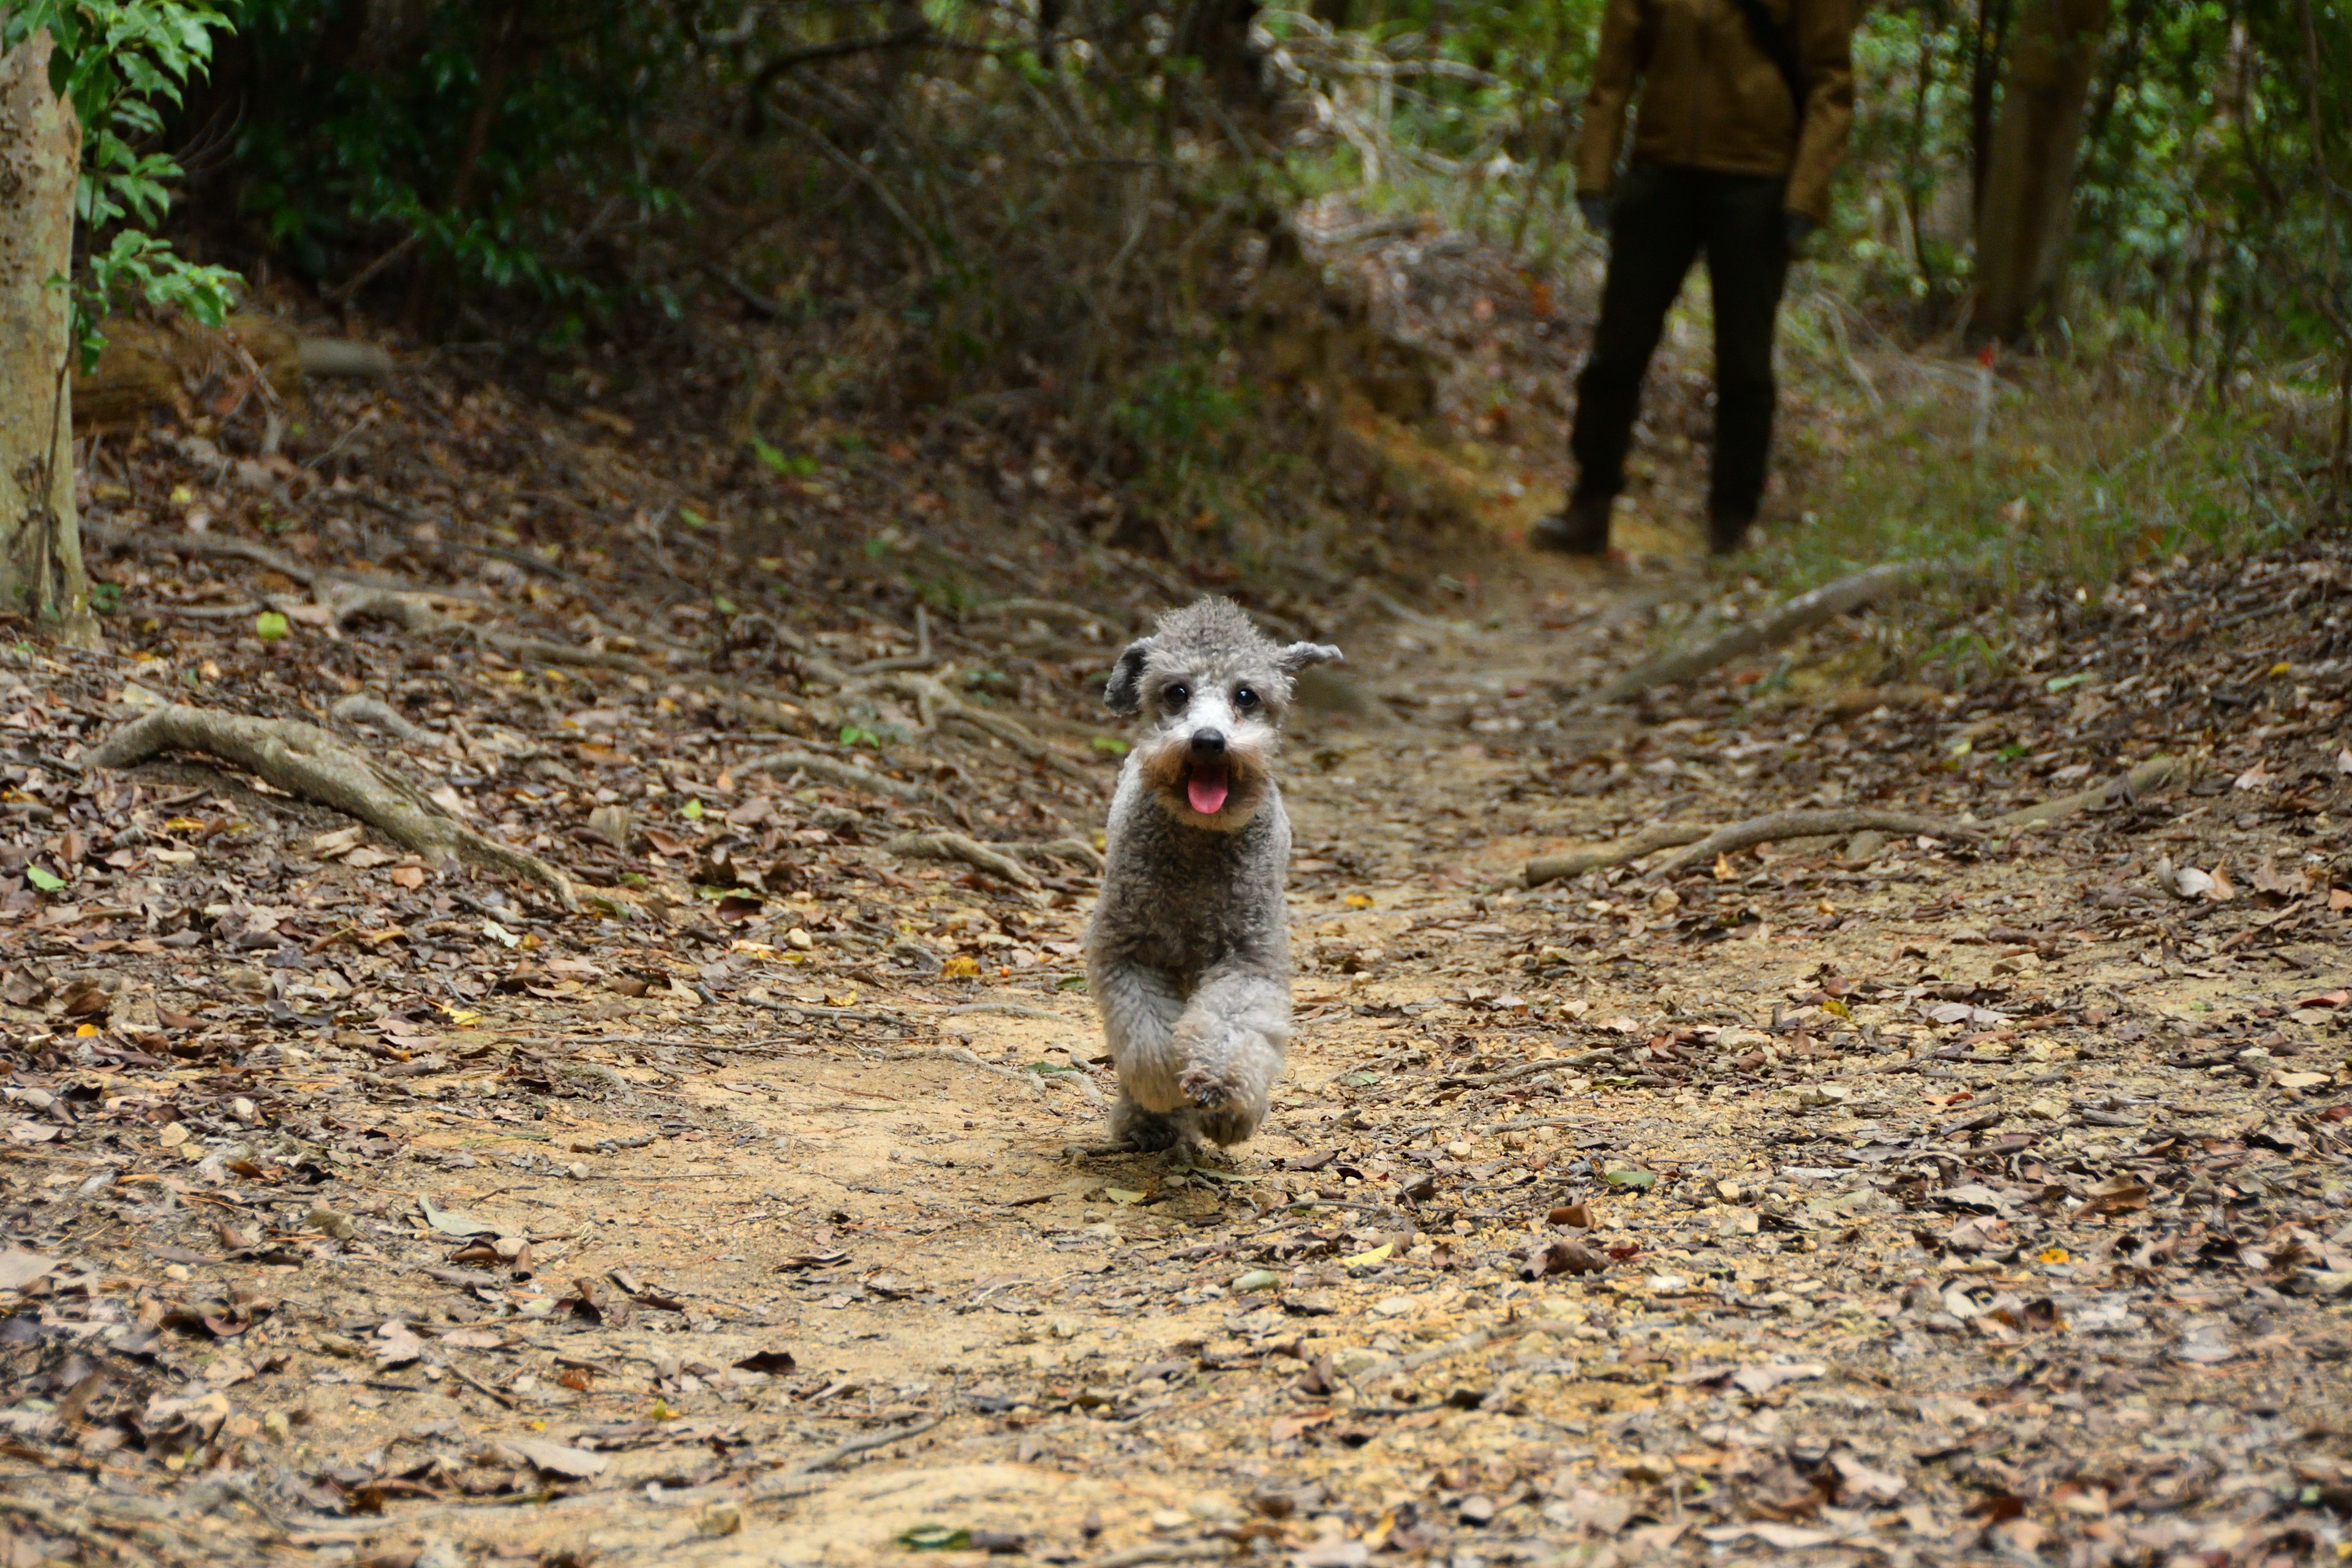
[1708,511,1755,556]
[1530,496,1613,555]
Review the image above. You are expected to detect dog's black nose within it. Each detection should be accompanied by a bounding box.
[1189,729,1227,758]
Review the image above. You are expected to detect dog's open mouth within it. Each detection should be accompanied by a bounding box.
[1184,761,1231,815]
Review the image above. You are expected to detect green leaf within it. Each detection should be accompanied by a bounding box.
[25,866,66,892]
[2045,673,2093,692]
[1090,735,1129,755]
[1603,1167,1657,1190]
[899,1525,971,1551]
[682,799,704,820]
[254,611,290,641]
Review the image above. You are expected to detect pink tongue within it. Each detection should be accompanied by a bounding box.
[1186,768,1230,815]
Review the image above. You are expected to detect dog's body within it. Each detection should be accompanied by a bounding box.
[1085,600,1341,1149]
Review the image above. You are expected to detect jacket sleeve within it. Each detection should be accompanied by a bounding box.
[1574,0,1648,198]
[1784,0,1856,219]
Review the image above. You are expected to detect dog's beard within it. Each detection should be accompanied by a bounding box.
[1185,760,1231,815]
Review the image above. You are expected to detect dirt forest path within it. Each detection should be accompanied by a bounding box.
[8,513,2352,1568]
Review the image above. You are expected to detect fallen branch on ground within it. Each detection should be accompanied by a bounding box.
[88,704,575,909]
[1524,823,1709,888]
[884,832,1042,889]
[786,1414,944,1475]
[1589,560,1939,705]
[1436,1054,1611,1088]
[1645,809,1977,880]
[948,1000,1067,1020]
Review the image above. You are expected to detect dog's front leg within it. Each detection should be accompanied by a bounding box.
[1170,963,1292,1147]
[1088,957,1193,1150]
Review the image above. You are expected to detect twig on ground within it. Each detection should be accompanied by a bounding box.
[442,1359,519,1409]
[735,996,903,1025]
[946,1000,1066,1020]
[1524,823,1709,888]
[1436,1055,1607,1088]
[1645,809,1977,880]
[1589,560,1941,704]
[871,1046,1040,1089]
[87,704,576,908]
[785,1413,943,1475]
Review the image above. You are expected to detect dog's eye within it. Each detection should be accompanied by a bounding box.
[1164,684,1190,709]
[1234,687,1259,710]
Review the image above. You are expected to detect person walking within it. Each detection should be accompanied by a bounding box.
[1532,0,1855,558]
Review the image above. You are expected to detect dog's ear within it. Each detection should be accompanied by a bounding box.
[1104,638,1155,714]
[1276,641,1344,677]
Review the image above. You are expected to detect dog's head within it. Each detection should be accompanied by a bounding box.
[1102,598,1342,832]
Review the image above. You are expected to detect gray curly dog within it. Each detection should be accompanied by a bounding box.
[1084,598,1343,1150]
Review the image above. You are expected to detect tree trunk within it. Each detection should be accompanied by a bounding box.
[0,29,96,646]
[1972,0,2112,344]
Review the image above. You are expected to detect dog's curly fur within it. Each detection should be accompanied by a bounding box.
[1084,598,1342,1149]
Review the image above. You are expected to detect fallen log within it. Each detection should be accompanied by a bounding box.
[88,704,575,909]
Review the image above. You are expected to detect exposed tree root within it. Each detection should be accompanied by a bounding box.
[1528,755,2195,888]
[328,693,428,743]
[1992,753,2190,829]
[884,831,1043,889]
[1002,836,1106,873]
[741,748,941,808]
[1645,809,1978,880]
[91,524,1104,798]
[81,519,489,605]
[877,673,1095,783]
[1590,560,1938,705]
[88,703,576,909]
[1524,823,1709,888]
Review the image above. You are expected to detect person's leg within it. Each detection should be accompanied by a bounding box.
[1545,165,1704,552]
[1698,173,1792,552]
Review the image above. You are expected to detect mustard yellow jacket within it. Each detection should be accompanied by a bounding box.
[1575,0,1856,221]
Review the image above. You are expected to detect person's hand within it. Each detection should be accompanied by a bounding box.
[1784,210,1819,251]
[1578,194,1612,235]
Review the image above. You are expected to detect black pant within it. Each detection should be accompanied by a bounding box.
[1570,164,1790,521]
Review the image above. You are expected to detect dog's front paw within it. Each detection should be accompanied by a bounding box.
[1194,1102,1265,1147]
[1178,1066,1235,1110]
[1110,1091,1191,1152]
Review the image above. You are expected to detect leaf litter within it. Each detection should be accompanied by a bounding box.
[1,246,2350,1568]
